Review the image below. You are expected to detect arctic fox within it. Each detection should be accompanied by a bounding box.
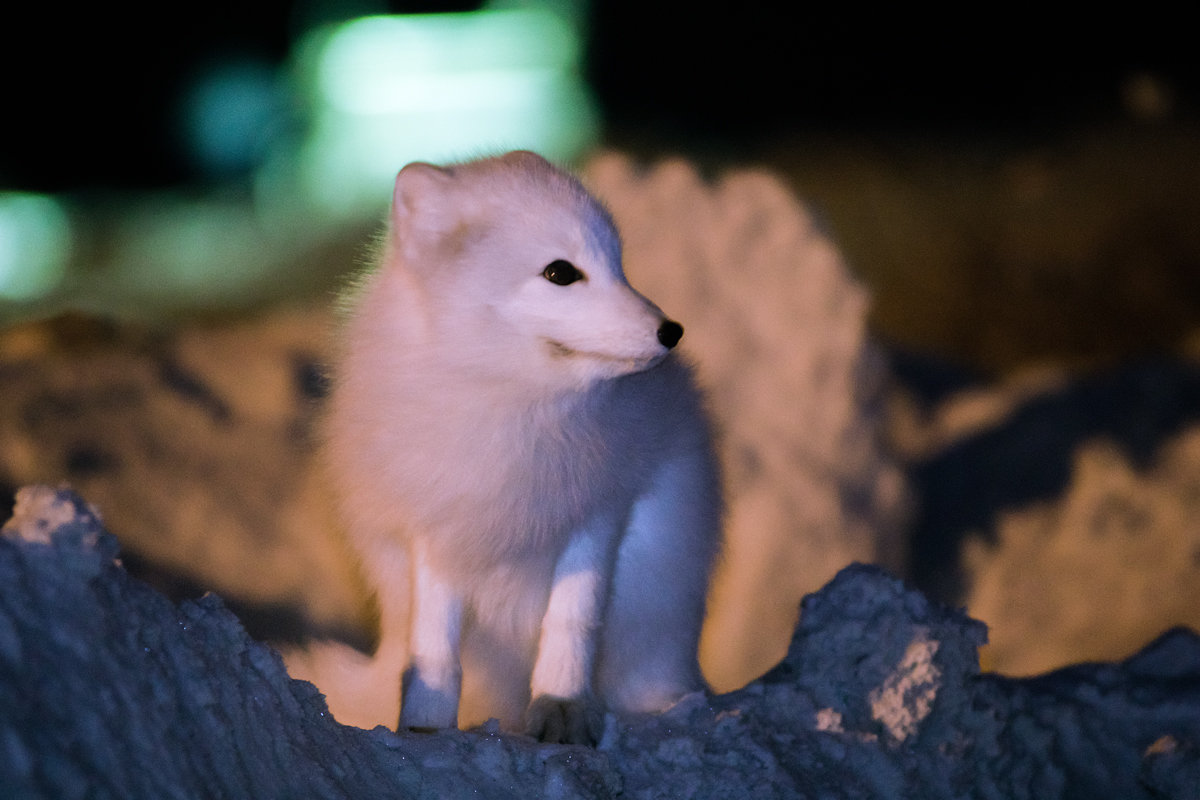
[321,150,722,744]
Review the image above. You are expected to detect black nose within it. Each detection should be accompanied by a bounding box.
[657,319,683,349]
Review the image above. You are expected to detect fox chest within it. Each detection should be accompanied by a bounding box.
[370,399,647,557]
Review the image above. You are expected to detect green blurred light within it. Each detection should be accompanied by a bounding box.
[316,11,578,114]
[277,6,599,218]
[0,193,70,302]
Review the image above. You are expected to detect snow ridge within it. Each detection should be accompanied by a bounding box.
[3,485,1198,799]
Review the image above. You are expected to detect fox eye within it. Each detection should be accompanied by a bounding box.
[542,259,584,286]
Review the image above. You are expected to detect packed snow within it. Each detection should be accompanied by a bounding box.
[3,485,1199,799]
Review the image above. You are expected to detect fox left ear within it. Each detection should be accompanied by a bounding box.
[391,162,459,264]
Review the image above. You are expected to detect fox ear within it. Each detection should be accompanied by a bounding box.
[392,161,453,224]
[391,162,458,263]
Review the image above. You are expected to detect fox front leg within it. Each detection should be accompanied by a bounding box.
[400,542,464,731]
[525,512,619,744]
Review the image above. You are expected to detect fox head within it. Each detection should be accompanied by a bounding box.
[381,151,682,390]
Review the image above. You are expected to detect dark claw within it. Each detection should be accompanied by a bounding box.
[524,694,601,746]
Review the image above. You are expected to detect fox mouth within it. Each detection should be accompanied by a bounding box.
[545,339,664,369]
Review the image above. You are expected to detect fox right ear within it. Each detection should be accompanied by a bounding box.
[392,162,452,224]
[391,162,457,260]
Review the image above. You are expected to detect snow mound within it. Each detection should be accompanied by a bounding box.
[894,358,1200,675]
[4,485,1198,799]
[0,310,366,637]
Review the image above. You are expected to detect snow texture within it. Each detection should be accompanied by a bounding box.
[0,310,371,643]
[4,485,1200,800]
[892,358,1200,674]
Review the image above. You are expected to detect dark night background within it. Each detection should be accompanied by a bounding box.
[3,4,1196,189]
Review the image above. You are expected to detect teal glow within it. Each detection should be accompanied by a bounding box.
[315,11,579,115]
[0,193,70,302]
[277,6,599,217]
[180,59,285,177]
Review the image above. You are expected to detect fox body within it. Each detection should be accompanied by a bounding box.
[322,151,721,743]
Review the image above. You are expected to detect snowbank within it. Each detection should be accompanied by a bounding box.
[3,485,1199,799]
[893,358,1200,674]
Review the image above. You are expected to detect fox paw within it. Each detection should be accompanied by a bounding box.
[399,666,459,732]
[524,694,602,746]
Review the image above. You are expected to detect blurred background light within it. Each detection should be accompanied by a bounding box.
[266,4,599,219]
[179,58,291,179]
[0,193,71,303]
[10,2,600,321]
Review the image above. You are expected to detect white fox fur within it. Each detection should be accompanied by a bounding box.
[320,150,722,743]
